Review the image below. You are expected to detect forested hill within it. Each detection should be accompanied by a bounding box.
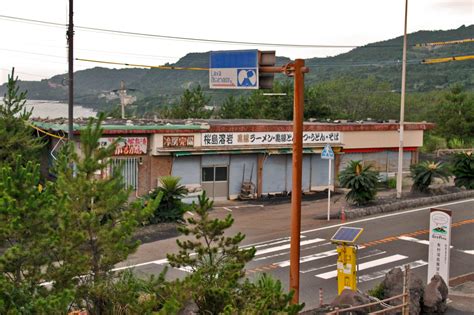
[1,25,473,106]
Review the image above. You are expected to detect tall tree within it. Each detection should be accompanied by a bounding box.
[0,68,44,168]
[50,114,159,314]
[434,85,474,142]
[0,158,73,313]
[172,85,213,119]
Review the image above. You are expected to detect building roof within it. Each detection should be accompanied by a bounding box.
[31,117,434,135]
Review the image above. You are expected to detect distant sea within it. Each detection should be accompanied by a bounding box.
[25,100,96,118]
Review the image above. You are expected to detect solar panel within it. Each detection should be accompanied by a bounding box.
[330,227,363,244]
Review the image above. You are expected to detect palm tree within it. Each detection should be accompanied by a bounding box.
[148,176,188,223]
[452,152,474,189]
[338,160,379,206]
[410,161,450,193]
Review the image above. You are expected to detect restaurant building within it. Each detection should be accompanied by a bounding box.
[33,118,433,200]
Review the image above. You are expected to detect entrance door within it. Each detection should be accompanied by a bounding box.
[201,166,229,200]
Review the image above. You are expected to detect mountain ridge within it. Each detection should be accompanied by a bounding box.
[1,25,473,107]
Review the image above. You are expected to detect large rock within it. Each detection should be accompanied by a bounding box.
[331,289,373,314]
[422,274,449,314]
[380,267,424,315]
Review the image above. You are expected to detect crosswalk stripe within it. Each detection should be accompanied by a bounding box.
[315,254,408,279]
[301,249,386,274]
[255,238,325,256]
[276,249,337,268]
[358,260,428,283]
[399,236,454,248]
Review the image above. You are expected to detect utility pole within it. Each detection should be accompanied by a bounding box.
[67,0,74,140]
[397,0,408,199]
[119,80,127,119]
[260,60,308,303]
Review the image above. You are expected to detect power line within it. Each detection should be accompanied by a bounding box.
[76,58,208,71]
[0,14,393,49]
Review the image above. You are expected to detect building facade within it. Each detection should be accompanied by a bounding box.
[35,119,433,200]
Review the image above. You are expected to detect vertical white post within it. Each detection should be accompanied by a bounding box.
[327,158,332,221]
[397,0,408,199]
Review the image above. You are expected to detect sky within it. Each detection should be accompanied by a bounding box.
[0,0,472,84]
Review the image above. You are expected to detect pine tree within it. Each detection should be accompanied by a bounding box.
[50,114,160,314]
[167,191,255,313]
[0,158,73,313]
[0,68,44,168]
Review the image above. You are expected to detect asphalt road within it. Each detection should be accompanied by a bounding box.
[120,198,474,310]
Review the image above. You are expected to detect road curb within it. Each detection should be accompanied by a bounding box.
[339,190,474,219]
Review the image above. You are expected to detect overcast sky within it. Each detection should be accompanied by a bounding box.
[0,0,472,84]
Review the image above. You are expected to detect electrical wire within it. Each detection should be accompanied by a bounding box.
[27,122,67,140]
[0,14,396,49]
[76,58,208,71]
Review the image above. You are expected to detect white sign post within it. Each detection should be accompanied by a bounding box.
[321,144,335,221]
[427,208,452,284]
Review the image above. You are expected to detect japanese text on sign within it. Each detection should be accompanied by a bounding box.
[99,137,147,155]
[201,132,342,147]
[427,209,452,284]
[163,136,194,148]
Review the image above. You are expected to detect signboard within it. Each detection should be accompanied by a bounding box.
[163,135,194,148]
[99,137,147,155]
[321,144,335,160]
[427,208,452,284]
[201,131,342,147]
[209,50,259,89]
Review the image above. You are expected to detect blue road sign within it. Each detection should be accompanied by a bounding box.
[209,50,259,89]
[321,144,334,160]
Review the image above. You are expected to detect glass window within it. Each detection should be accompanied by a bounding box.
[215,166,228,181]
[202,167,214,182]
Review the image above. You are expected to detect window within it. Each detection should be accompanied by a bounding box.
[201,166,228,182]
[202,167,214,182]
[215,167,228,181]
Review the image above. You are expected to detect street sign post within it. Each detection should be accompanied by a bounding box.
[427,208,452,284]
[321,144,335,221]
[209,50,259,89]
[208,50,309,304]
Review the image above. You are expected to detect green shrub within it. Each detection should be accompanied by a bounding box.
[410,161,450,192]
[421,134,447,153]
[339,160,379,206]
[387,177,397,189]
[452,152,474,189]
[367,282,385,300]
[148,176,188,223]
[448,138,466,149]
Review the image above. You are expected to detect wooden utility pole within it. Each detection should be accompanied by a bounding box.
[67,0,74,140]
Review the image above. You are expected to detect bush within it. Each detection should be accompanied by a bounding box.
[148,176,188,223]
[387,177,397,189]
[448,138,466,149]
[410,161,450,193]
[367,282,385,300]
[339,160,379,206]
[421,134,447,153]
[452,152,474,189]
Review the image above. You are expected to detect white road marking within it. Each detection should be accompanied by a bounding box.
[223,207,232,212]
[254,242,332,262]
[315,254,408,279]
[301,249,386,274]
[302,199,474,235]
[399,236,453,248]
[358,260,428,283]
[457,249,474,255]
[276,249,338,268]
[242,235,305,249]
[113,258,168,271]
[398,236,430,245]
[255,238,325,256]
